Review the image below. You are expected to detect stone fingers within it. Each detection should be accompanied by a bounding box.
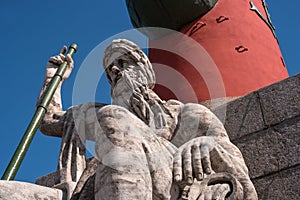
[65,54,74,69]
[182,147,193,185]
[60,45,67,54]
[173,149,193,185]
[192,144,203,181]
[173,153,182,182]
[48,46,68,67]
[173,137,216,185]
[201,145,212,174]
[49,56,62,66]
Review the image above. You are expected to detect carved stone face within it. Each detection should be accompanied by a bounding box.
[104,55,142,108]
[103,39,156,91]
[105,56,137,88]
[105,58,124,88]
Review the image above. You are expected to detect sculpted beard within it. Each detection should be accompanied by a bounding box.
[111,63,149,109]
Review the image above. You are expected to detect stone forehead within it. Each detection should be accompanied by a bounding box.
[103,39,147,68]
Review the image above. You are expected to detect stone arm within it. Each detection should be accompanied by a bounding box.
[171,103,228,146]
[37,46,73,137]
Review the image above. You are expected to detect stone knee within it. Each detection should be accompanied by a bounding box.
[95,105,153,173]
[94,106,153,199]
[95,105,175,199]
[96,105,151,146]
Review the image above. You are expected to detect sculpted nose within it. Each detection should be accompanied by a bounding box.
[111,65,120,74]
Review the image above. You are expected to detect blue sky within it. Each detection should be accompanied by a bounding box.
[0,1,299,183]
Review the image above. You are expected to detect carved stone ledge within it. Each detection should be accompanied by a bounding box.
[0,180,63,200]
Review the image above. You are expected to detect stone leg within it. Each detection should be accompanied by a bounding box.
[94,105,176,200]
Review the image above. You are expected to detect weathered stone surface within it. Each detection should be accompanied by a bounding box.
[253,165,300,200]
[36,39,257,199]
[71,157,98,200]
[36,170,60,187]
[71,174,95,200]
[0,180,63,200]
[213,92,265,140]
[235,116,300,179]
[259,73,300,126]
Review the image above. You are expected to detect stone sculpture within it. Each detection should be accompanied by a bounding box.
[38,39,258,199]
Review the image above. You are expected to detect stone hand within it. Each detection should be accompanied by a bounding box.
[130,89,153,125]
[198,183,231,200]
[173,136,215,185]
[46,46,74,80]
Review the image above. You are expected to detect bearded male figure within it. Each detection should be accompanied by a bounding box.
[38,39,257,200]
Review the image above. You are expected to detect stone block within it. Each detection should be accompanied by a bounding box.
[258,73,300,126]
[0,180,63,200]
[213,92,265,140]
[235,116,300,179]
[253,165,300,200]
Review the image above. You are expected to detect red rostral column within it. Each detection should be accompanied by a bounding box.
[126,0,289,103]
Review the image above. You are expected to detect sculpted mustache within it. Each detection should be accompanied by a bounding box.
[114,71,144,90]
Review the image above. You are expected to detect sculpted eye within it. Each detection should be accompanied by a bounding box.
[118,59,128,68]
[118,59,124,67]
